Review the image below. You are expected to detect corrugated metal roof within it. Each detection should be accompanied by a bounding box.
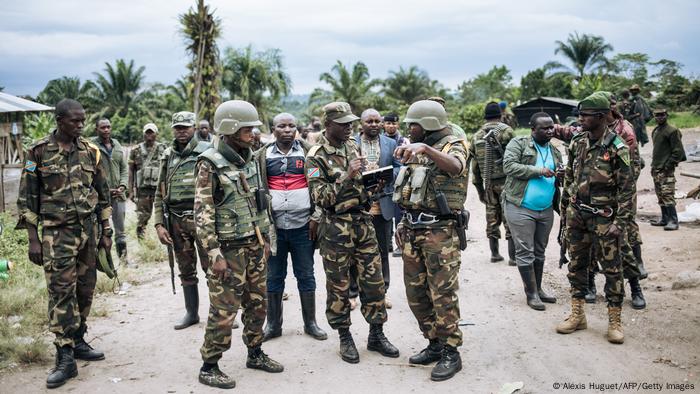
[515,96,579,108]
[0,92,54,113]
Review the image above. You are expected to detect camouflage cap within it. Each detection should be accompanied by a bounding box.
[322,102,359,124]
[142,122,159,134]
[171,111,196,127]
[578,92,610,113]
[427,96,446,106]
[629,84,641,91]
[653,108,668,115]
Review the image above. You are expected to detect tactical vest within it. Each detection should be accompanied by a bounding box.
[473,123,508,180]
[136,143,163,188]
[199,147,271,241]
[393,135,469,212]
[165,140,209,204]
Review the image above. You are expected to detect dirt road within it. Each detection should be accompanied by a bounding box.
[2,131,699,393]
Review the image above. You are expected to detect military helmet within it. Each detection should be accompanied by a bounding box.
[403,100,448,131]
[214,100,263,135]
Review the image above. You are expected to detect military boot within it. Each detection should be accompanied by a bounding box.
[136,226,145,240]
[629,277,646,310]
[632,244,647,280]
[338,328,359,364]
[607,306,624,344]
[246,345,284,373]
[650,206,668,226]
[408,338,442,365]
[199,363,236,389]
[46,345,78,389]
[534,260,556,303]
[489,238,504,262]
[367,323,399,358]
[556,298,587,334]
[73,323,104,361]
[174,284,199,330]
[430,345,462,382]
[664,206,679,231]
[300,291,327,340]
[585,271,597,304]
[507,238,516,266]
[517,265,545,310]
[263,292,283,341]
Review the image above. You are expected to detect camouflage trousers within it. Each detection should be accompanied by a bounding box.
[652,167,677,207]
[485,179,511,240]
[318,214,387,329]
[41,221,98,347]
[400,222,463,348]
[566,206,624,306]
[170,212,208,286]
[135,188,156,231]
[201,238,267,363]
[621,186,643,279]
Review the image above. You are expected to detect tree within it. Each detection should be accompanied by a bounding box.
[383,66,444,105]
[37,76,98,109]
[93,59,146,118]
[316,61,381,114]
[545,32,613,81]
[458,65,516,104]
[221,45,291,125]
[520,68,574,100]
[179,0,222,122]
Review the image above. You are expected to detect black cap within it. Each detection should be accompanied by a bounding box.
[383,113,399,122]
[484,102,502,119]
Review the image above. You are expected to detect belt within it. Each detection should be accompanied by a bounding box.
[570,198,614,218]
[404,211,457,225]
[325,206,366,215]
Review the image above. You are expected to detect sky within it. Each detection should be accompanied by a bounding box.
[1,0,699,97]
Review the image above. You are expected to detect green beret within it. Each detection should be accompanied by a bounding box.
[578,92,610,113]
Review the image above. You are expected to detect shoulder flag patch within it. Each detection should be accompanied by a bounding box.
[24,160,37,172]
[307,167,320,178]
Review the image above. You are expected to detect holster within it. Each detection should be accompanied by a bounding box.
[455,210,469,251]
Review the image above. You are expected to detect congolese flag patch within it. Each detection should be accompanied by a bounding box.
[307,167,320,178]
[24,160,37,172]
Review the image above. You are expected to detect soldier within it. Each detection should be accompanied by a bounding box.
[154,111,211,330]
[627,84,652,145]
[196,100,283,389]
[649,108,687,231]
[128,123,166,239]
[92,118,129,265]
[499,101,519,129]
[393,100,469,381]
[469,101,516,264]
[17,99,112,388]
[197,119,213,142]
[305,102,399,364]
[556,92,633,344]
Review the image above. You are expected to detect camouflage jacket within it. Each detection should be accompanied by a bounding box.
[468,121,515,186]
[651,123,686,169]
[17,130,112,228]
[91,136,128,194]
[563,128,633,228]
[128,141,166,190]
[305,132,370,222]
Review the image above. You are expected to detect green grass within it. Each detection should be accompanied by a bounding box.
[649,111,700,129]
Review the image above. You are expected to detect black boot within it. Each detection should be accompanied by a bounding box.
[46,345,78,389]
[174,284,199,330]
[116,241,127,259]
[629,277,647,310]
[338,328,359,364]
[489,238,504,262]
[650,206,668,226]
[136,226,145,240]
[73,323,104,361]
[664,206,679,231]
[263,292,283,341]
[246,345,284,373]
[517,265,545,310]
[533,260,556,303]
[431,345,462,381]
[409,338,442,365]
[632,244,647,279]
[299,292,327,340]
[585,271,597,304]
[367,323,399,358]
[507,238,516,266]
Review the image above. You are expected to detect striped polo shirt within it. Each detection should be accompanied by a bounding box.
[266,140,311,230]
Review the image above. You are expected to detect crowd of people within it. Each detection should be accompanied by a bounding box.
[15,83,690,389]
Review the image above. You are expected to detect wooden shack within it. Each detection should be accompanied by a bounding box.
[512,97,578,126]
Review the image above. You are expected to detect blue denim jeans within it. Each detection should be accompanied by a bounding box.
[266,223,316,293]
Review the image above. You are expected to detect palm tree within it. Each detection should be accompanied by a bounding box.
[383,65,441,105]
[37,76,98,109]
[545,32,613,81]
[317,61,381,113]
[179,0,222,121]
[93,59,146,117]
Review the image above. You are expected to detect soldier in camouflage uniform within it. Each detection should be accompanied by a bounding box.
[556,92,634,345]
[17,99,112,388]
[128,123,166,239]
[469,102,516,264]
[305,102,399,364]
[196,100,283,389]
[649,108,686,231]
[154,111,210,330]
[627,84,652,146]
[393,100,470,381]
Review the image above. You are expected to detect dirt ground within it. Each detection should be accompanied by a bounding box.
[2,129,699,393]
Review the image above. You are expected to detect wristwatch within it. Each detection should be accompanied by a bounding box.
[102,227,114,238]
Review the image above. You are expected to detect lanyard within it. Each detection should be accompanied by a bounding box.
[534,143,551,168]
